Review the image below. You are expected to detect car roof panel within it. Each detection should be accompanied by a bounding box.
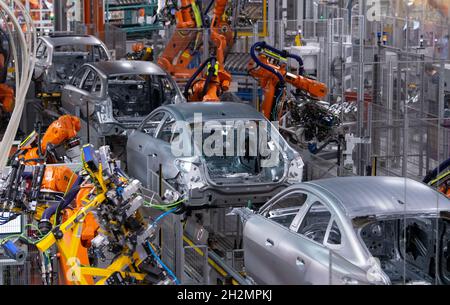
[304,176,450,218]
[161,102,266,122]
[40,35,104,47]
[87,60,167,76]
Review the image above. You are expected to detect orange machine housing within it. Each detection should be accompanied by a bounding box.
[248,54,327,119]
[84,0,105,40]
[20,115,81,163]
[0,83,14,113]
[41,165,77,193]
[157,0,199,79]
[0,43,13,113]
[58,184,97,285]
[186,0,233,102]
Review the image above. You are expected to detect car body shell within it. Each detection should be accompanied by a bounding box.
[234,176,450,285]
[127,102,304,207]
[61,60,185,142]
[34,34,110,94]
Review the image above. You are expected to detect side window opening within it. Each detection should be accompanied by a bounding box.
[263,193,308,228]
[140,112,165,137]
[36,42,48,60]
[326,220,342,246]
[157,115,175,143]
[92,76,102,96]
[297,201,332,244]
[81,70,96,92]
[71,69,85,87]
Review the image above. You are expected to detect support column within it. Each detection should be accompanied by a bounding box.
[267,0,276,45]
[54,0,68,32]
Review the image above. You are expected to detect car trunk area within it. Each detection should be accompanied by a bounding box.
[359,216,450,284]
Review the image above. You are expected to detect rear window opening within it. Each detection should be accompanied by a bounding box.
[108,74,176,120]
[359,217,450,285]
[52,44,108,82]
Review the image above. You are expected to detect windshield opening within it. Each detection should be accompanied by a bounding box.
[189,120,286,183]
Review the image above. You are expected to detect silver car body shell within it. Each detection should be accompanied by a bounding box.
[61,60,185,141]
[127,102,302,207]
[238,176,450,284]
[34,35,110,93]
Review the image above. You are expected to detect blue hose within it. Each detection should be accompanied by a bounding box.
[183,56,216,99]
[250,41,285,85]
[41,175,83,221]
[260,41,305,74]
[152,207,179,226]
[286,52,305,75]
[146,207,180,284]
[146,241,180,285]
[251,41,306,78]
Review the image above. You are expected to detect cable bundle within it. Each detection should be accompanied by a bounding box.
[0,0,37,172]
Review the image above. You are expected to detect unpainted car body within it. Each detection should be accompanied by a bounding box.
[127,102,305,207]
[234,176,450,285]
[61,60,184,144]
[34,34,110,95]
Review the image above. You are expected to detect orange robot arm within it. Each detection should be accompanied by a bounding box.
[248,56,286,119]
[40,115,81,154]
[41,165,78,193]
[20,115,81,163]
[176,0,196,28]
[285,72,328,99]
[210,0,229,64]
[157,0,199,78]
[0,83,14,113]
[248,41,328,119]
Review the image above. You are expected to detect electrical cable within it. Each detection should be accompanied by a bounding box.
[143,198,186,211]
[146,240,180,285]
[0,1,37,172]
[250,41,285,85]
[151,207,179,226]
[183,56,215,98]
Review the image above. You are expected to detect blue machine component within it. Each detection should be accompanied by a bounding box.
[308,143,318,154]
[1,240,25,262]
[82,144,99,171]
[116,186,124,197]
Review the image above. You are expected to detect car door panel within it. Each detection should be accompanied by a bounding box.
[288,233,332,284]
[127,111,167,185]
[127,130,157,186]
[157,139,179,179]
[243,214,283,284]
[61,67,88,113]
[269,228,311,284]
[152,114,180,180]
[61,84,82,115]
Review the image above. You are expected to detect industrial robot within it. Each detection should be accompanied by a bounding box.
[157,0,204,79]
[248,41,328,120]
[248,41,343,154]
[178,0,235,101]
[0,115,92,284]
[158,0,235,85]
[34,144,183,285]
